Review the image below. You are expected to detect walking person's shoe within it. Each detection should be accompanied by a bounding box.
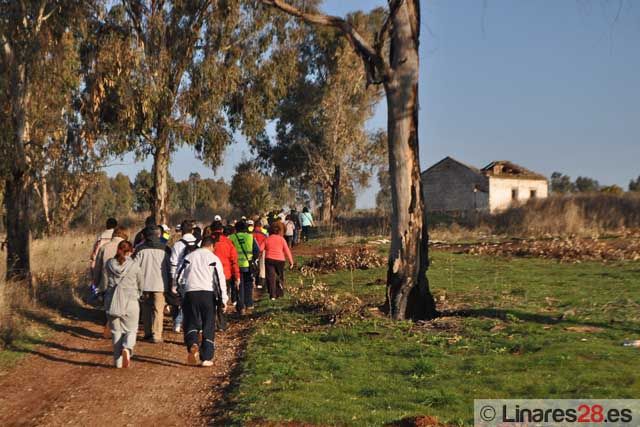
[122,348,131,369]
[201,360,214,367]
[187,343,200,366]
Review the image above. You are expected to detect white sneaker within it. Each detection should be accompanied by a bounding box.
[201,360,214,367]
[173,325,182,333]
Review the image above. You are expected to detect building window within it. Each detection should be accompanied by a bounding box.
[511,188,518,200]
[530,189,537,199]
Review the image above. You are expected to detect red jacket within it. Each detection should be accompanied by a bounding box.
[214,235,240,280]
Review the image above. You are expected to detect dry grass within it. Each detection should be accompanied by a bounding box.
[492,193,640,237]
[0,232,94,350]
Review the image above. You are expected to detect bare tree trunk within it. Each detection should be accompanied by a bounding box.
[331,164,341,216]
[40,177,51,234]
[319,185,332,223]
[53,175,94,233]
[5,173,32,283]
[152,141,170,225]
[384,1,436,320]
[260,0,436,320]
[5,61,32,283]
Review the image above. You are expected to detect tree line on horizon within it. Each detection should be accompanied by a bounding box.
[550,172,640,195]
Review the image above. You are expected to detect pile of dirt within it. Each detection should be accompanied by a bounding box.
[301,246,386,275]
[431,237,640,262]
[387,415,453,427]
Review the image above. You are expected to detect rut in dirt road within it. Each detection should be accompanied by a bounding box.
[0,307,253,426]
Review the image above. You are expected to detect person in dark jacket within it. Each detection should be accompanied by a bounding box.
[134,215,156,248]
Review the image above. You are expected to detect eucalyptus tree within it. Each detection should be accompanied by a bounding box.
[229,160,271,215]
[98,0,306,224]
[0,0,102,280]
[255,15,384,223]
[261,0,436,320]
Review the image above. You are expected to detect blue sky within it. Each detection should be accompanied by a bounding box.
[106,0,640,207]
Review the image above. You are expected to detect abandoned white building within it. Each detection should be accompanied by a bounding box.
[421,157,549,213]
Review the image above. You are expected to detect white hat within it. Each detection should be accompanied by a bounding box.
[247,219,254,226]
[214,215,222,222]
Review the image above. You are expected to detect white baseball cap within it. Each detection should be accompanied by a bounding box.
[247,219,254,226]
[214,215,222,222]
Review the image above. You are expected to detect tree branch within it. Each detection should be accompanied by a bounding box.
[375,0,403,58]
[260,0,391,84]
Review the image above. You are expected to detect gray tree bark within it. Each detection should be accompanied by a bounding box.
[384,1,435,319]
[5,63,32,282]
[152,140,170,225]
[261,0,437,320]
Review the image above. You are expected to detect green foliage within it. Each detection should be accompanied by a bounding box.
[175,173,231,216]
[110,173,133,216]
[88,0,309,220]
[575,176,600,193]
[227,252,640,425]
[229,161,271,215]
[72,172,115,227]
[255,16,385,216]
[133,169,154,213]
[550,172,575,193]
[628,176,640,192]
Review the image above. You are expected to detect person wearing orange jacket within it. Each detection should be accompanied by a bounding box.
[211,222,240,307]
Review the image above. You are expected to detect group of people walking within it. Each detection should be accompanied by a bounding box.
[90,208,313,369]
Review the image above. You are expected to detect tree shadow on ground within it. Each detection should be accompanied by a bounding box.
[20,309,103,340]
[447,307,639,333]
[17,308,189,368]
[16,348,113,369]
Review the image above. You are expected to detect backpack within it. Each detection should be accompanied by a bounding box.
[180,239,199,256]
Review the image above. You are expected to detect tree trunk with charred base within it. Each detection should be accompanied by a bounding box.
[152,141,170,225]
[384,1,436,321]
[261,0,436,320]
[4,172,32,283]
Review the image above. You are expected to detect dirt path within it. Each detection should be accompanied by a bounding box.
[0,307,253,426]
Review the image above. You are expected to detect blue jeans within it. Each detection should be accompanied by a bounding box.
[236,269,253,312]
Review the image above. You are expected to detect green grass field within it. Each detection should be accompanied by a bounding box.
[226,251,640,426]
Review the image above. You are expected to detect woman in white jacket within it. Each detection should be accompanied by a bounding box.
[103,240,143,368]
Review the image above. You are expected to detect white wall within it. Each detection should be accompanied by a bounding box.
[488,178,548,213]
